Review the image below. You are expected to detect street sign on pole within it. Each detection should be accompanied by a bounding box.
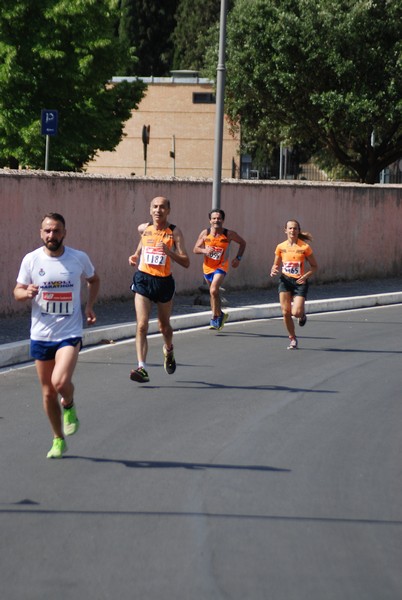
[41,109,58,136]
[41,109,58,171]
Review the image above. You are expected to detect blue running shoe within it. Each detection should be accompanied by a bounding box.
[217,312,229,331]
[209,318,219,330]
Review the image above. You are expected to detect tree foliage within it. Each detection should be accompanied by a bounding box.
[0,0,145,171]
[224,0,402,183]
[172,0,234,71]
[118,0,179,76]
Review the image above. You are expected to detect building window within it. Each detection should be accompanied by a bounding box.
[192,92,216,104]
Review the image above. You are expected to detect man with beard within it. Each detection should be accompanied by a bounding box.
[14,213,100,459]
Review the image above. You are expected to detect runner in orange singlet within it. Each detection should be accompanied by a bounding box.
[128,197,189,382]
[270,219,318,349]
[193,208,246,330]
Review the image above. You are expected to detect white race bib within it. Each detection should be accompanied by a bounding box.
[144,246,167,265]
[209,246,223,261]
[283,261,301,276]
[40,291,74,315]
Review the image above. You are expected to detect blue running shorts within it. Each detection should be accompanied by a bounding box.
[30,337,83,361]
[203,268,227,284]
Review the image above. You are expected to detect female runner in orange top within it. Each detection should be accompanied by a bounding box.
[270,219,318,349]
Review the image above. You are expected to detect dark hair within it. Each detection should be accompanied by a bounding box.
[42,212,66,227]
[209,208,225,220]
[286,219,313,241]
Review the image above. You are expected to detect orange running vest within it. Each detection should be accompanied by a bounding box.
[203,228,230,275]
[139,223,176,277]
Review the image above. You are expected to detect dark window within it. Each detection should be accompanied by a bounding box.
[192,92,216,104]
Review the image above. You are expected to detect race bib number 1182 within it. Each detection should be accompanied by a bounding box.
[144,246,167,265]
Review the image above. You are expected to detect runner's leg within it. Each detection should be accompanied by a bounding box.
[279,291,296,338]
[134,293,152,364]
[210,272,225,317]
[292,295,306,320]
[51,343,80,405]
[157,299,173,349]
[35,359,63,439]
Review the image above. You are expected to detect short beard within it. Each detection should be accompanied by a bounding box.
[43,238,64,252]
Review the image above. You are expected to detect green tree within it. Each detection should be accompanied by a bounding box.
[172,0,234,71]
[0,0,145,171]
[118,0,179,76]
[223,0,402,183]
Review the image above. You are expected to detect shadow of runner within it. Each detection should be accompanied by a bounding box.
[65,456,291,472]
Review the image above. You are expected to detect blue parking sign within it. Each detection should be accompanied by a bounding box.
[41,109,58,136]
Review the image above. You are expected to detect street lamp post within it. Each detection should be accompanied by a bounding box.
[211,0,228,210]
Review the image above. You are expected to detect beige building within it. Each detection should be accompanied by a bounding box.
[85,71,240,179]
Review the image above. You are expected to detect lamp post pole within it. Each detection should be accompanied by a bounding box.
[211,0,228,210]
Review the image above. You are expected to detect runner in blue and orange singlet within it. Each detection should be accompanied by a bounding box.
[193,208,246,330]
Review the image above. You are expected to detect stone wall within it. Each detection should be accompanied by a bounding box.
[1,170,401,315]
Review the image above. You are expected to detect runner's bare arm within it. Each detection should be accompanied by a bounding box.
[85,272,100,324]
[129,239,143,266]
[229,230,246,268]
[296,253,318,284]
[13,282,39,301]
[270,255,281,277]
[138,222,149,235]
[193,229,209,255]
[168,227,190,268]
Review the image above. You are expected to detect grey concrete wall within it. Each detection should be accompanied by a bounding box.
[1,170,401,315]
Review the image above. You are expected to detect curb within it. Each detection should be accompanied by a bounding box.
[1,292,402,369]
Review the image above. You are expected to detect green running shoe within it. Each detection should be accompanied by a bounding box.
[163,346,176,374]
[63,405,79,436]
[47,437,67,459]
[130,367,150,383]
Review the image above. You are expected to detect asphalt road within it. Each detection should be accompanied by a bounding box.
[1,305,402,600]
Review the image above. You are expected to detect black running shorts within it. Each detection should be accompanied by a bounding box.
[278,274,309,298]
[131,271,175,303]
